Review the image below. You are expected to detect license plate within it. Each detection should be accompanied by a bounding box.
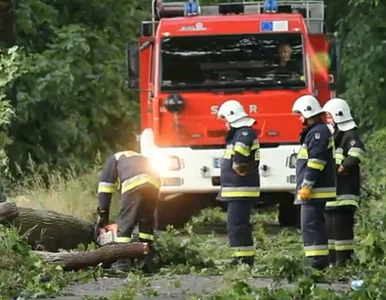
[213,158,221,168]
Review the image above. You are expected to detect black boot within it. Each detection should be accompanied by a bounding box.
[229,256,254,267]
[110,258,133,273]
[137,244,156,274]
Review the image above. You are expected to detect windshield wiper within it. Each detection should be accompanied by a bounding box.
[242,79,306,90]
[209,87,246,94]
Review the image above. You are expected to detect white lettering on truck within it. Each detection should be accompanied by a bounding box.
[211,105,258,115]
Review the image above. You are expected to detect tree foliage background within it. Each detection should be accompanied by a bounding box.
[0,0,150,182]
[0,0,385,183]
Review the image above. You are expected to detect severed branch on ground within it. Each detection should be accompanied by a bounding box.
[35,242,149,271]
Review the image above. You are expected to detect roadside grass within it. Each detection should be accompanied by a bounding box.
[8,159,120,222]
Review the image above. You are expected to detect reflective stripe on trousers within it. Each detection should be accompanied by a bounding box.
[231,245,255,257]
[139,232,154,241]
[334,239,354,251]
[328,239,335,250]
[115,233,154,243]
[326,194,359,208]
[221,186,260,198]
[116,236,131,243]
[304,245,329,257]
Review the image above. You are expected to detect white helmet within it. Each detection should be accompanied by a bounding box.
[292,95,324,119]
[217,100,255,128]
[322,98,357,131]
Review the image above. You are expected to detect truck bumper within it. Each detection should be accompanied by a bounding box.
[144,145,300,195]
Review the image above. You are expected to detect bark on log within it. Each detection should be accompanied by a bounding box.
[36,242,149,271]
[0,201,95,251]
[0,201,19,222]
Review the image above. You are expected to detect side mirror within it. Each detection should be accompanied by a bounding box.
[126,43,139,89]
[328,35,340,91]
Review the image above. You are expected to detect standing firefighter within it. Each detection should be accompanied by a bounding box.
[96,150,161,273]
[216,99,260,267]
[322,98,365,267]
[292,95,336,270]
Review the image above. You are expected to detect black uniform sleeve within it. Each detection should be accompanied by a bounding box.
[341,136,365,171]
[302,129,330,187]
[97,155,118,210]
[232,129,259,173]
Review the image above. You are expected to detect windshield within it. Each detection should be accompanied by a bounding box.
[160,33,307,91]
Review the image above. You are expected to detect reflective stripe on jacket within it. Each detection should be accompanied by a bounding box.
[295,122,337,204]
[326,128,365,210]
[98,151,161,208]
[218,126,260,201]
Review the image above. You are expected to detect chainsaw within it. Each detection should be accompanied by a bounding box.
[93,223,119,246]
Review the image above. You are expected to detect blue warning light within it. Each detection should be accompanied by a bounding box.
[264,0,278,13]
[260,21,273,31]
[185,0,199,16]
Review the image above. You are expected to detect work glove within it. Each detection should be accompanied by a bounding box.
[96,207,109,228]
[298,185,312,201]
[337,165,346,175]
[232,163,248,176]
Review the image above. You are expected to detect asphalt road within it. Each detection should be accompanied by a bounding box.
[50,274,350,299]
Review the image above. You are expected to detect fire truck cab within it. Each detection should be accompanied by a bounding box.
[127,0,339,227]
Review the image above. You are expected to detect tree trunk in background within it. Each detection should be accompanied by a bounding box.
[0,0,16,46]
[0,201,95,251]
[36,242,149,271]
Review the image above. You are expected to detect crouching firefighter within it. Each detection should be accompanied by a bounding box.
[216,99,260,267]
[96,150,161,273]
[292,95,337,270]
[323,98,365,267]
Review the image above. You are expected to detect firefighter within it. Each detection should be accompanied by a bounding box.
[96,150,161,273]
[322,98,365,267]
[292,95,336,270]
[216,99,260,267]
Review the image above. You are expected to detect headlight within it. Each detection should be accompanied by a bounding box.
[150,155,181,174]
[287,153,297,169]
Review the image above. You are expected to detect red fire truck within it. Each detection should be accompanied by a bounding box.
[126,0,339,227]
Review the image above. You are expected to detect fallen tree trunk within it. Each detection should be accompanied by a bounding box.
[0,201,94,251]
[0,200,19,222]
[36,242,149,271]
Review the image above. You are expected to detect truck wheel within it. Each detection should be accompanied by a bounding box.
[278,194,300,228]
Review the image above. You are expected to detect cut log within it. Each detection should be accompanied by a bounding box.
[0,200,19,222]
[0,201,95,251]
[14,207,95,251]
[36,242,149,270]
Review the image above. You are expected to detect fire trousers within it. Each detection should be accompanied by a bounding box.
[325,206,356,267]
[115,185,158,244]
[227,200,255,258]
[300,202,329,270]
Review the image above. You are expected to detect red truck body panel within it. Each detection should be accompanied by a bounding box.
[139,13,333,147]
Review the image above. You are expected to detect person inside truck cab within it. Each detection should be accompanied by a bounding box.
[276,43,301,74]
